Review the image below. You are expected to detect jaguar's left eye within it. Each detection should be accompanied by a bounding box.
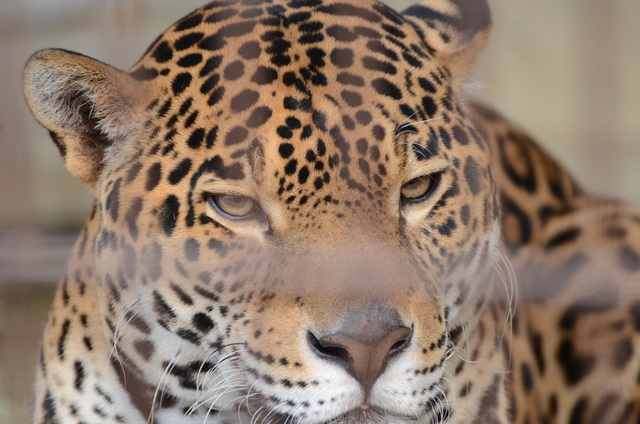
[207,194,261,219]
[401,173,441,204]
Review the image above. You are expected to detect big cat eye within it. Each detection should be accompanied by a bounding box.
[400,173,441,204]
[207,194,261,219]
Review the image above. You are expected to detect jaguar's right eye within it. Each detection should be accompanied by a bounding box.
[206,194,261,220]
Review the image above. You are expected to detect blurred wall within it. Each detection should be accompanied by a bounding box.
[477,0,640,204]
[1,0,638,233]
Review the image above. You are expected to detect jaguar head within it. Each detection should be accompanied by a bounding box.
[24,0,500,422]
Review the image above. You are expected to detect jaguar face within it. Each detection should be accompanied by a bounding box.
[24,0,499,422]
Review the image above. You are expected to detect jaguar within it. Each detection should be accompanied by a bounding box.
[23,0,640,423]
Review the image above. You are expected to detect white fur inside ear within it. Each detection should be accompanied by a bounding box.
[24,49,148,188]
[25,61,85,134]
[28,58,136,138]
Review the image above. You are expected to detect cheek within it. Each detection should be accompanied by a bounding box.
[403,189,500,311]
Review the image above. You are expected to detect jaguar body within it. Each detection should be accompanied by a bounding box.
[23,0,640,423]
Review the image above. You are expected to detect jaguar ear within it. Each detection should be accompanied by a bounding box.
[23,49,149,191]
[403,0,492,79]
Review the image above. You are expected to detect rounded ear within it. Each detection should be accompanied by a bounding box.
[403,0,492,79]
[23,49,149,191]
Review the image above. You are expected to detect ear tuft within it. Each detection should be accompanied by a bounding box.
[403,0,492,78]
[23,49,147,190]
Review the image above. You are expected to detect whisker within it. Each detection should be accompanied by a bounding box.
[107,299,140,386]
[395,109,422,134]
[494,249,518,371]
[148,352,182,424]
[397,115,444,135]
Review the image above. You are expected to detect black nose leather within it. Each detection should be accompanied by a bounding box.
[308,305,412,393]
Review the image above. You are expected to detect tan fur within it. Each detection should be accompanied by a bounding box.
[23,1,640,423]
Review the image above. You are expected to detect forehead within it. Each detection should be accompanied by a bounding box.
[107,0,491,234]
[132,0,449,134]
[127,0,466,214]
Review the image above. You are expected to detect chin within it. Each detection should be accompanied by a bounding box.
[330,409,421,424]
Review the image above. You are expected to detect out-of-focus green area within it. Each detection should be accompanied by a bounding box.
[0,0,638,422]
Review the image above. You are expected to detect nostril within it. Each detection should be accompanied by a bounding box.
[307,331,351,364]
[307,306,412,393]
[389,326,413,355]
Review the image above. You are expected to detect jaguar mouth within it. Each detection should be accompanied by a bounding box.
[198,354,449,424]
[207,374,451,424]
[230,402,424,424]
[332,406,422,423]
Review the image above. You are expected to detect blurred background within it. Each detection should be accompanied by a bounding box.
[0,0,638,421]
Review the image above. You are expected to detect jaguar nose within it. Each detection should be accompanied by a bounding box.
[307,305,412,393]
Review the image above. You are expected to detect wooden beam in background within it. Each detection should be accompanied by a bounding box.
[0,232,75,285]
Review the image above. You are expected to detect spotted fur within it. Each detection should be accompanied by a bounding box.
[23,1,640,423]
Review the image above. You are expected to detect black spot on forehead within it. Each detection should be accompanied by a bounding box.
[251,66,279,85]
[200,55,223,77]
[217,19,259,38]
[199,33,227,52]
[341,90,362,108]
[175,32,205,51]
[238,40,262,59]
[366,39,399,61]
[187,128,206,149]
[326,25,358,42]
[168,159,193,185]
[372,78,402,100]
[363,56,396,75]
[224,60,245,80]
[152,41,173,63]
[207,86,226,106]
[355,110,372,125]
[178,53,202,68]
[246,106,273,128]
[172,73,192,95]
[330,48,354,68]
[200,74,221,95]
[199,155,245,181]
[337,72,364,87]
[224,126,249,146]
[231,89,259,112]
